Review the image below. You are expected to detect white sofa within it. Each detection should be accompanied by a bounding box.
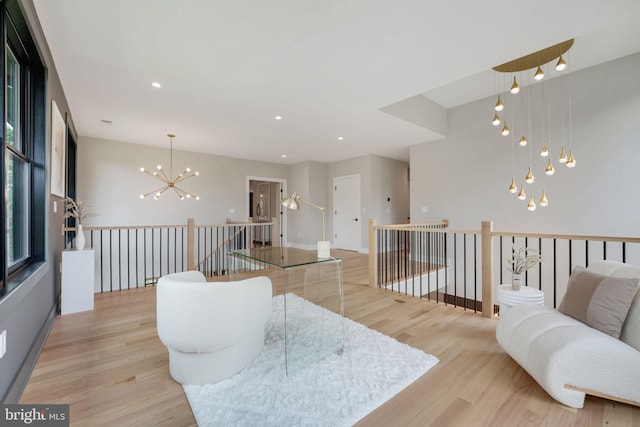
[496,260,640,408]
[156,271,272,385]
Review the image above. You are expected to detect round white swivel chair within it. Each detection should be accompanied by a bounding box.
[157,271,272,385]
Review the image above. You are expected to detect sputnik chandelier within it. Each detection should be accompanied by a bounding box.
[492,39,576,211]
[139,133,200,200]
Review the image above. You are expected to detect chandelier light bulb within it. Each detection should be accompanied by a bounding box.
[492,112,501,126]
[527,197,537,211]
[540,191,549,207]
[508,177,517,193]
[525,166,535,184]
[517,185,526,200]
[556,55,567,71]
[495,94,504,111]
[510,76,520,94]
[540,140,549,157]
[566,150,576,167]
[501,121,510,136]
[545,159,555,175]
[519,131,527,147]
[558,146,568,163]
[534,65,544,80]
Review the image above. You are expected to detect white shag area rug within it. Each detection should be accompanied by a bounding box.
[183,294,438,426]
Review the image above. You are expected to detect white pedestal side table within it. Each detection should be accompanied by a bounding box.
[61,249,95,315]
[496,284,544,316]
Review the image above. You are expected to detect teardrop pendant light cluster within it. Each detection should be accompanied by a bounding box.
[491,40,577,212]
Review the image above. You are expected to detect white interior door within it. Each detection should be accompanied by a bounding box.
[333,174,361,251]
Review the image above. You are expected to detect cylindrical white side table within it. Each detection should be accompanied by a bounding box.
[496,284,544,316]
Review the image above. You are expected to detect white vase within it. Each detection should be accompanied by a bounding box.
[512,273,522,291]
[75,224,86,250]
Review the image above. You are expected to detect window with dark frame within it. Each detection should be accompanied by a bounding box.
[1,0,46,298]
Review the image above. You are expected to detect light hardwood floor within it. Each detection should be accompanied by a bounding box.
[21,250,640,426]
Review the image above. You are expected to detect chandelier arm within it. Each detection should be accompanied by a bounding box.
[174,172,196,184]
[156,169,171,182]
[142,169,169,184]
[156,186,171,196]
[172,187,186,199]
[175,185,198,199]
[142,183,175,197]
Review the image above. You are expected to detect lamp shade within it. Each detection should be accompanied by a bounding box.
[281,193,301,210]
[281,192,327,244]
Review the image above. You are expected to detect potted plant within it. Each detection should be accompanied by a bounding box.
[506,246,543,290]
[64,197,94,250]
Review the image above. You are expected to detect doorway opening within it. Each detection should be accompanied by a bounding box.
[247,177,286,247]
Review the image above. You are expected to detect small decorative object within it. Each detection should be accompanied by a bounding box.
[511,273,522,291]
[64,197,95,250]
[75,224,86,250]
[506,246,543,291]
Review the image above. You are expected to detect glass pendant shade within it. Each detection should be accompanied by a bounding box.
[545,159,555,175]
[495,94,504,111]
[517,185,526,200]
[540,140,549,157]
[540,191,549,207]
[534,65,544,80]
[508,177,517,193]
[525,166,535,184]
[556,55,567,71]
[510,76,520,94]
[501,121,510,136]
[566,150,576,167]
[519,131,527,147]
[492,112,501,126]
[558,146,568,163]
[527,197,536,211]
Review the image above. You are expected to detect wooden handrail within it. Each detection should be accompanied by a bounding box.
[492,230,640,244]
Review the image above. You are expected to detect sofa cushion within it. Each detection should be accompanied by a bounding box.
[587,260,640,351]
[558,266,639,339]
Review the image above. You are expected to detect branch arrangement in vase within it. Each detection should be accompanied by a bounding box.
[63,197,95,225]
[506,246,543,274]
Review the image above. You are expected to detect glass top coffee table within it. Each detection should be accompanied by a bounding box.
[229,247,344,375]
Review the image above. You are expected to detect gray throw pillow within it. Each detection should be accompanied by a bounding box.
[558,266,639,339]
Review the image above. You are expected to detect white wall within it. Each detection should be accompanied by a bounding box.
[370,156,410,225]
[410,52,640,236]
[78,137,289,226]
[329,155,410,250]
[78,138,411,250]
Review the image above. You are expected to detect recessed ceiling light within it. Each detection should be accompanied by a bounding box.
[338,136,344,140]
[281,154,287,158]
[152,82,162,88]
[275,115,282,120]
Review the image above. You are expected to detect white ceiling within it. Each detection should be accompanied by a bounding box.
[32,0,640,165]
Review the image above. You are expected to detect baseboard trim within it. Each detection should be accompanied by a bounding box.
[2,306,57,403]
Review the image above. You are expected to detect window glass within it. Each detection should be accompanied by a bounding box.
[6,46,20,150]
[6,151,30,267]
